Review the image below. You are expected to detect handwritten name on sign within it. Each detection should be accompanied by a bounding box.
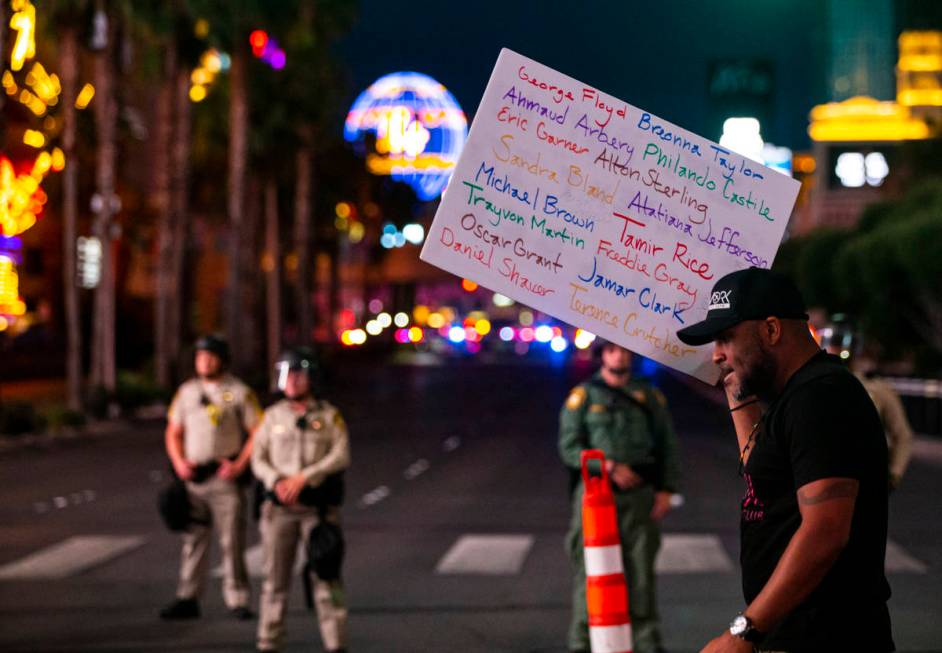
[420,49,800,383]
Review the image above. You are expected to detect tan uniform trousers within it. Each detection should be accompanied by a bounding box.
[257,502,347,652]
[177,475,250,608]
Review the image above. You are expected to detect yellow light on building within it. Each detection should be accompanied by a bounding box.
[26,62,61,105]
[75,83,95,109]
[51,148,66,171]
[2,70,17,95]
[412,304,430,325]
[32,151,52,175]
[19,88,46,115]
[348,221,365,243]
[427,312,445,329]
[808,96,932,141]
[0,255,26,317]
[189,84,208,102]
[897,31,942,108]
[194,18,210,39]
[23,129,45,148]
[9,0,37,72]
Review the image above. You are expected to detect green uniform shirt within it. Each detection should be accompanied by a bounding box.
[559,372,680,493]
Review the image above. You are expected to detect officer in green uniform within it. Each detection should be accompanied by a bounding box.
[559,341,681,653]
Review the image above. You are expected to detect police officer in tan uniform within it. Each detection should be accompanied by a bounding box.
[252,348,350,653]
[160,335,262,620]
[822,322,914,490]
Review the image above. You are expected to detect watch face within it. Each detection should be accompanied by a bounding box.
[730,615,748,635]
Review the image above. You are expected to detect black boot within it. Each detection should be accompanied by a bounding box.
[159,598,200,620]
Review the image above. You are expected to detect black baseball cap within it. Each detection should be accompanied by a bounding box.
[676,268,808,346]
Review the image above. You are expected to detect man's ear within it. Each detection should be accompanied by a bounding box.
[764,317,783,345]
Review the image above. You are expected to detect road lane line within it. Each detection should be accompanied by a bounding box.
[403,458,430,480]
[358,485,391,508]
[655,534,735,573]
[885,539,927,573]
[435,534,534,575]
[0,535,145,580]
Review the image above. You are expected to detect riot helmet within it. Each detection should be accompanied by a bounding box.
[275,347,318,398]
[194,334,230,364]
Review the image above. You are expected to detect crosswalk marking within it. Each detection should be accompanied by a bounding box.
[212,543,305,578]
[436,534,534,575]
[656,534,735,573]
[0,535,144,580]
[0,532,925,581]
[886,539,928,573]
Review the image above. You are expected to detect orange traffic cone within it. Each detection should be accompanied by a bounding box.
[581,449,633,653]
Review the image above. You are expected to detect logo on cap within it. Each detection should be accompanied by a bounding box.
[709,290,733,311]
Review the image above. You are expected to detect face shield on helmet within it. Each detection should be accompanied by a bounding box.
[818,318,857,361]
[274,348,317,395]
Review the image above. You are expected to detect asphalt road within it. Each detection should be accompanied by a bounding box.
[1,358,940,652]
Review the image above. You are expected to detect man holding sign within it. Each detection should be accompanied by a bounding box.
[676,268,894,653]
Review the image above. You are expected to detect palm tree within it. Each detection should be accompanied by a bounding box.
[89,0,119,396]
[56,14,84,411]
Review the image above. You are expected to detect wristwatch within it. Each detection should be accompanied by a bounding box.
[729,613,763,642]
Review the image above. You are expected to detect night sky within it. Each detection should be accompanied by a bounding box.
[338,0,827,151]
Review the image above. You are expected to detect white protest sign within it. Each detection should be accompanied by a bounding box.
[420,49,801,383]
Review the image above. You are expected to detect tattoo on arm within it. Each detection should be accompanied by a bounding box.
[797,480,858,505]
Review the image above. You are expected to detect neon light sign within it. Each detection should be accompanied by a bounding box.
[344,72,467,201]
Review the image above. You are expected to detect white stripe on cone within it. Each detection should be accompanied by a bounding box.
[589,623,633,653]
[584,544,624,577]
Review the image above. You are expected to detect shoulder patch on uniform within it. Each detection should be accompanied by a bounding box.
[630,389,647,405]
[333,412,346,428]
[565,387,587,410]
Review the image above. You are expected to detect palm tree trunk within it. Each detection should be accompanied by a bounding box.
[294,143,312,343]
[265,179,282,370]
[60,25,82,411]
[91,4,117,394]
[153,45,174,387]
[226,46,248,372]
[168,61,191,379]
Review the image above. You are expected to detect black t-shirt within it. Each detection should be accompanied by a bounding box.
[740,352,894,652]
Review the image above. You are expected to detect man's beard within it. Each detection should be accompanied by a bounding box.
[736,348,777,402]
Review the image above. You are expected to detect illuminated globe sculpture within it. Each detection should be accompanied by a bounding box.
[344,72,468,201]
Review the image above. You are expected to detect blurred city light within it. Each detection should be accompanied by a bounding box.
[427,312,445,329]
[720,117,764,163]
[534,325,554,343]
[498,326,515,341]
[368,298,383,313]
[407,326,424,343]
[474,319,491,336]
[393,312,409,328]
[574,329,596,350]
[492,293,514,307]
[402,223,424,244]
[519,310,534,326]
[74,83,95,109]
[9,0,36,72]
[550,336,568,352]
[447,325,465,343]
[377,312,392,328]
[365,320,382,336]
[461,278,477,292]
